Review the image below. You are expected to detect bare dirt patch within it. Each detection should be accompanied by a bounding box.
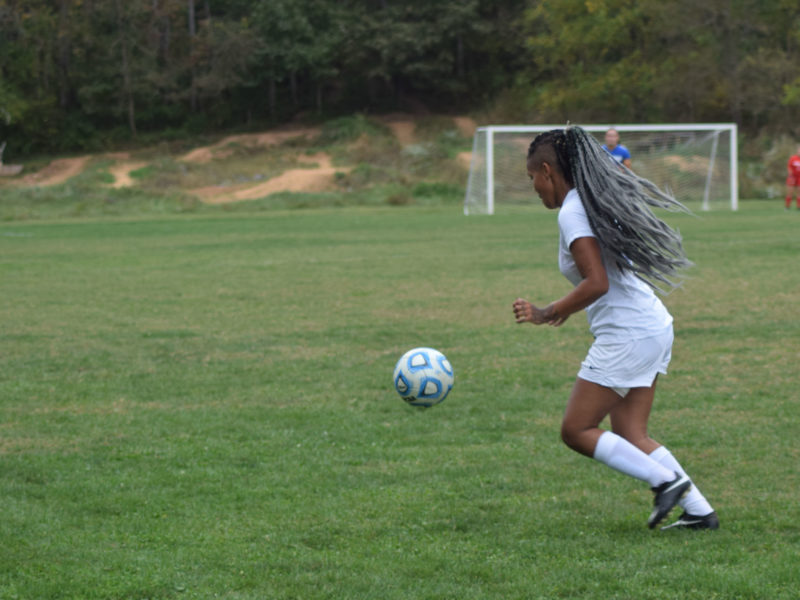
[456,151,473,170]
[5,115,480,199]
[381,113,417,146]
[21,156,91,187]
[380,114,477,147]
[383,119,416,146]
[180,127,320,164]
[109,161,148,188]
[192,151,351,204]
[453,116,477,138]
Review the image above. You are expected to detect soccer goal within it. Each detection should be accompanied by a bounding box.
[464,124,738,214]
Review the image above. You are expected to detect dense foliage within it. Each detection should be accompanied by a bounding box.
[518,0,800,130]
[1,0,799,155]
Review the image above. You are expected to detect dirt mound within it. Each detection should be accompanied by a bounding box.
[109,161,148,188]
[7,114,479,199]
[192,152,350,204]
[453,116,477,138]
[379,115,417,146]
[22,156,91,187]
[379,115,477,147]
[180,127,320,164]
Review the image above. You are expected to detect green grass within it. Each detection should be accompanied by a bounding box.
[1,202,798,599]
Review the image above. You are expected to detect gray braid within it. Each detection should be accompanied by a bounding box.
[528,126,692,290]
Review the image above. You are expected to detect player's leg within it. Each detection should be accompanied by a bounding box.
[561,378,674,487]
[562,378,690,528]
[610,382,717,528]
[649,445,717,528]
[786,178,795,209]
[608,382,659,454]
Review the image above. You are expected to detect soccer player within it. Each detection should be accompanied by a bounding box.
[513,126,718,530]
[785,146,800,210]
[602,127,632,168]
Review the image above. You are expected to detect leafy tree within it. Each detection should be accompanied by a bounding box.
[251,0,344,118]
[0,1,61,151]
[522,0,662,122]
[4,0,800,155]
[519,0,800,130]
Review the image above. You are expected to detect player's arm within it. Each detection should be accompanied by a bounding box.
[622,147,632,169]
[551,236,608,317]
[513,236,608,327]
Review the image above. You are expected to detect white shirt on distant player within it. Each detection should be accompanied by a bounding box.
[557,188,672,341]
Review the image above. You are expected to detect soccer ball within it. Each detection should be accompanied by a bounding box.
[392,347,454,407]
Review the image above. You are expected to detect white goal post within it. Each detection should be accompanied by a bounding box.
[464,123,738,214]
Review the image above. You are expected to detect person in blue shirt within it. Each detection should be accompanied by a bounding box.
[602,128,632,168]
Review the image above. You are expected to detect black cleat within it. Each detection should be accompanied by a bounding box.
[648,472,691,529]
[661,510,719,531]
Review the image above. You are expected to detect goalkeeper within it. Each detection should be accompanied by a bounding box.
[602,127,632,168]
[512,126,717,530]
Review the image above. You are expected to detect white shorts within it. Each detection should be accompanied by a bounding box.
[577,325,674,396]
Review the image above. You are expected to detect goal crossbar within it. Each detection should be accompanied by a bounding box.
[465,123,738,214]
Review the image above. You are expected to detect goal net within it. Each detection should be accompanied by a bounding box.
[464,124,738,214]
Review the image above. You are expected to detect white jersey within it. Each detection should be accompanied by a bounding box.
[557,189,672,341]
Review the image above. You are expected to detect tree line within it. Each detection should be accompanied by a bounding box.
[1,0,799,156]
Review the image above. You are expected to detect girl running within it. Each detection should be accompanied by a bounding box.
[513,126,718,530]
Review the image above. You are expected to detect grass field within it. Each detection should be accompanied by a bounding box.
[1,201,798,599]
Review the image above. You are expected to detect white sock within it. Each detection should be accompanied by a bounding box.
[649,446,714,516]
[593,431,675,488]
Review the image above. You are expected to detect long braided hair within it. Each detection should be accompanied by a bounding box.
[527,126,692,290]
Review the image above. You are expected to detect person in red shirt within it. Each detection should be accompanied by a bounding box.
[785,147,800,209]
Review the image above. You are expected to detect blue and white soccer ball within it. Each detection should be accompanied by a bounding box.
[392,347,454,407]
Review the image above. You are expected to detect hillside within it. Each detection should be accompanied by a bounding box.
[0,115,477,220]
[0,113,476,220]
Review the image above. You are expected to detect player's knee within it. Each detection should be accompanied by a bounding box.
[560,421,581,451]
[613,427,652,450]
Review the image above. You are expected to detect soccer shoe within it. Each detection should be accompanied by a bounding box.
[647,472,691,529]
[661,511,720,531]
